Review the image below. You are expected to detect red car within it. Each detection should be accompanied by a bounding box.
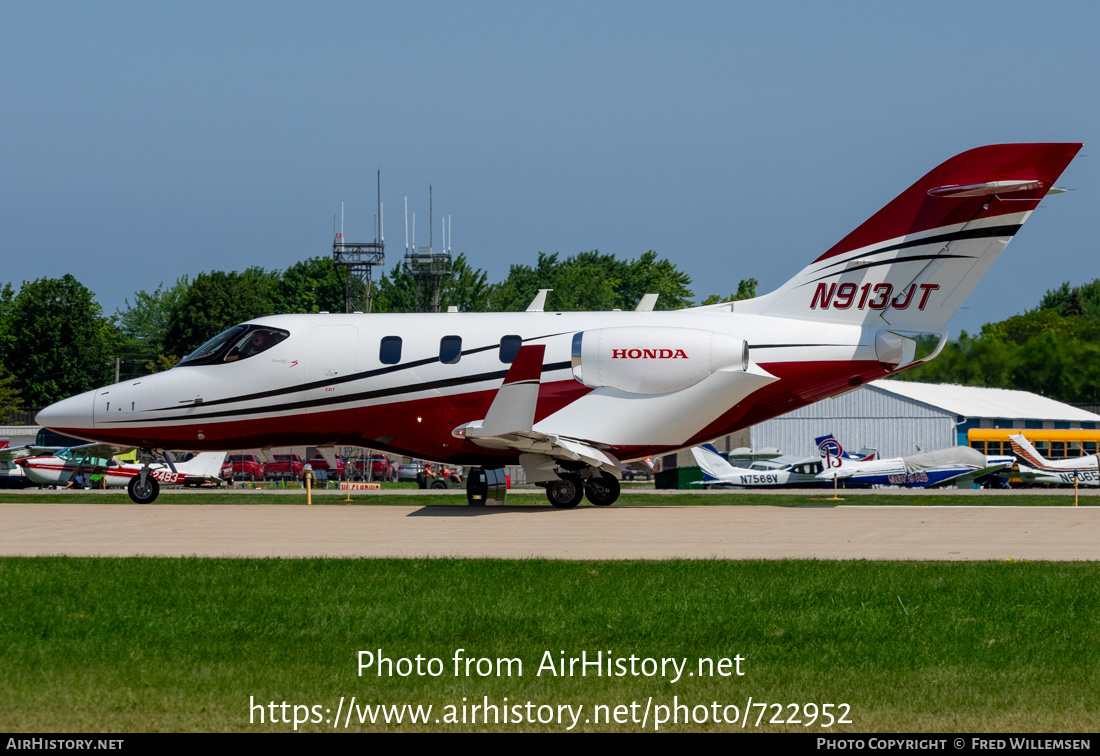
[225,453,265,481]
[352,453,397,482]
[264,454,305,481]
[308,454,346,481]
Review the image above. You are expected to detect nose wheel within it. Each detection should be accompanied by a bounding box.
[127,474,160,504]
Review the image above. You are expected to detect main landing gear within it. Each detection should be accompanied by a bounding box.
[464,466,621,508]
[545,472,620,508]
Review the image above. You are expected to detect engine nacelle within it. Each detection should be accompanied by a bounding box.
[571,327,748,395]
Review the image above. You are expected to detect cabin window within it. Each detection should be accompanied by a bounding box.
[379,336,402,365]
[440,336,462,364]
[499,335,522,363]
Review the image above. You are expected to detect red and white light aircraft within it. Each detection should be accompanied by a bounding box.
[37,143,1080,506]
[15,446,226,491]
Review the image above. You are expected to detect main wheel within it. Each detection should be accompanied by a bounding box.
[431,480,447,489]
[127,475,160,504]
[584,473,620,507]
[546,474,584,509]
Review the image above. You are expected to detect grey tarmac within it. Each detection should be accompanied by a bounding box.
[2,500,1098,560]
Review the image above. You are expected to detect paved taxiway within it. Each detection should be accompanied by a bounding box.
[2,499,1098,560]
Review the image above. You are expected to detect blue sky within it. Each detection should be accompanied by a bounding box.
[2,1,1095,335]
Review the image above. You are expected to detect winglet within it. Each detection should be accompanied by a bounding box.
[454,345,545,438]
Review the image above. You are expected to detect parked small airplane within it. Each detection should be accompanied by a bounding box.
[16,446,226,492]
[815,445,1014,488]
[692,434,873,487]
[0,440,32,488]
[1009,433,1100,486]
[36,143,1081,505]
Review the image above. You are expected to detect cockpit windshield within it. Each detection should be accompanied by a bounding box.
[177,324,290,367]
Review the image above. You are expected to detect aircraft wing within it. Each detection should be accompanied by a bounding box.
[460,429,621,473]
[1013,464,1045,483]
[70,442,131,458]
[452,345,622,479]
[0,445,40,461]
[1,442,129,461]
[926,462,1011,488]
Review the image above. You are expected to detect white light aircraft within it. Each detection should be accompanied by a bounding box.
[15,446,227,490]
[691,434,874,488]
[815,445,1014,488]
[37,143,1080,505]
[1009,433,1100,486]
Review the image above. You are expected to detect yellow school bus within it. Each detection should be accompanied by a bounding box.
[968,428,1100,460]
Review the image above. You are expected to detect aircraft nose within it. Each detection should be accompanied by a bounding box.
[36,390,96,434]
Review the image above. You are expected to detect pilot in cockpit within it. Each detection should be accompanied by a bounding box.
[225,329,281,362]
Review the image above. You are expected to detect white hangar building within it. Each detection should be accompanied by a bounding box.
[747,381,1100,460]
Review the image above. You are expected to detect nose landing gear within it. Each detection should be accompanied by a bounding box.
[127,473,160,504]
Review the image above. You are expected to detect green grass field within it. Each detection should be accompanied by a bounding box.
[2,558,1097,732]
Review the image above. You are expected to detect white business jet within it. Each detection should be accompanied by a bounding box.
[36,143,1081,506]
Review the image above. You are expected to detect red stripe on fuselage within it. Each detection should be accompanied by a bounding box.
[56,378,595,463]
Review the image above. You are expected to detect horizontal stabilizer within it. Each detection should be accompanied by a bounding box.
[174,452,228,479]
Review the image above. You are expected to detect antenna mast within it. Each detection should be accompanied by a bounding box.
[404,185,453,313]
[331,169,385,313]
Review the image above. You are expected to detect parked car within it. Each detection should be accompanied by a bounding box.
[352,453,397,482]
[308,454,346,481]
[264,454,305,481]
[225,453,265,481]
[397,460,425,482]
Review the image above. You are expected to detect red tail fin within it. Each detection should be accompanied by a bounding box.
[739,143,1081,332]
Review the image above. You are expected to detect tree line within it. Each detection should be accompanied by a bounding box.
[3,252,1094,416]
[896,280,1100,403]
[0,252,757,412]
